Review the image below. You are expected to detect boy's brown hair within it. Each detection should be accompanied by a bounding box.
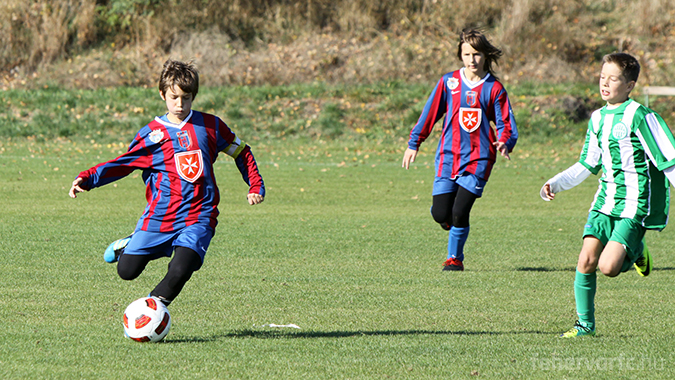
[158,59,199,99]
[456,28,503,78]
[603,53,640,83]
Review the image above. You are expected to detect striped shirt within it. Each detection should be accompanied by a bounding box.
[407,68,518,181]
[579,99,675,229]
[77,110,265,232]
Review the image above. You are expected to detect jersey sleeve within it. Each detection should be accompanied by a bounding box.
[76,128,159,190]
[215,118,265,196]
[635,111,675,171]
[492,86,518,152]
[578,111,603,174]
[407,77,448,150]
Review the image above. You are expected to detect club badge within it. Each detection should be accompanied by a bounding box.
[612,122,629,140]
[447,77,459,90]
[466,91,478,107]
[175,150,204,183]
[459,107,482,133]
[177,130,192,149]
[149,129,165,144]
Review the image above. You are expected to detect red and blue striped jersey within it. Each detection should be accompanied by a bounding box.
[77,110,265,232]
[407,68,518,180]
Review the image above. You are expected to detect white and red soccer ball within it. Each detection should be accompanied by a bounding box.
[123,297,171,342]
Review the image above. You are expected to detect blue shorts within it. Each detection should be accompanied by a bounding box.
[432,174,486,197]
[124,224,214,263]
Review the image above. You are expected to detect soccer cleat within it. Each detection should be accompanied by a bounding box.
[104,234,132,263]
[560,320,596,338]
[442,258,464,271]
[633,239,652,277]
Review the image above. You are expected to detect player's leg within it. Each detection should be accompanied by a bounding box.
[597,241,627,277]
[150,246,203,306]
[431,192,456,230]
[116,231,175,280]
[117,253,153,280]
[445,186,477,263]
[149,224,213,306]
[561,236,603,337]
[562,211,619,338]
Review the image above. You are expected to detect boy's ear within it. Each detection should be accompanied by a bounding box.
[627,80,636,93]
[159,89,166,101]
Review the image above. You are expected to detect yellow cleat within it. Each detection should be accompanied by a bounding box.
[560,321,596,338]
[634,239,652,277]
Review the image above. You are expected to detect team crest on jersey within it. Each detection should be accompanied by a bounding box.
[447,77,459,90]
[177,130,192,149]
[175,150,204,183]
[612,122,629,140]
[149,129,165,144]
[459,107,482,133]
[466,91,478,107]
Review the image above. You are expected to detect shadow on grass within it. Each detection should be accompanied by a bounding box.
[516,267,576,272]
[166,329,548,343]
[516,267,675,272]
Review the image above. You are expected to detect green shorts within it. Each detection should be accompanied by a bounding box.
[583,211,646,272]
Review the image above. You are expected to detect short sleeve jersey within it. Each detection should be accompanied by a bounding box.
[579,99,675,229]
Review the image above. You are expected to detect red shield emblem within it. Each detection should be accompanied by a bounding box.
[466,91,478,107]
[459,107,482,133]
[175,150,203,183]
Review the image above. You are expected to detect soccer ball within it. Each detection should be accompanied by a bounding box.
[123,297,171,342]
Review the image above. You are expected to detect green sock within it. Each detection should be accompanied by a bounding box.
[574,269,596,330]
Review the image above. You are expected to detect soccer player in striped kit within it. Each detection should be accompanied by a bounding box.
[402,28,518,271]
[541,53,675,337]
[69,60,265,307]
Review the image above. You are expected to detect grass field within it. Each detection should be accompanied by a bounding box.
[1,131,675,379]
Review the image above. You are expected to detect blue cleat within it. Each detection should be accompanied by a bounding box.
[104,235,132,263]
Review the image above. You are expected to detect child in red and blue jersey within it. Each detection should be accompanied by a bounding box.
[69,59,265,306]
[402,28,517,271]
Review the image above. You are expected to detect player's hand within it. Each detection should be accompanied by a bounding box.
[247,193,264,205]
[540,183,555,201]
[402,148,418,169]
[69,178,86,199]
[493,141,510,160]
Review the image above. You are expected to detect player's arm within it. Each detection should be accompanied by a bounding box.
[403,78,448,169]
[541,117,601,201]
[636,111,675,172]
[492,87,518,160]
[217,120,265,204]
[69,129,159,198]
[540,162,592,201]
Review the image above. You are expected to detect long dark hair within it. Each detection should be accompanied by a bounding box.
[456,28,503,79]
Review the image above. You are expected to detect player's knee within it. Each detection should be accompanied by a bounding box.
[451,213,470,228]
[598,261,620,277]
[431,206,449,224]
[117,265,143,281]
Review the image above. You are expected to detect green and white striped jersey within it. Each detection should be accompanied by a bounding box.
[579,99,675,230]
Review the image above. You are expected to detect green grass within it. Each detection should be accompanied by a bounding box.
[1,133,675,379]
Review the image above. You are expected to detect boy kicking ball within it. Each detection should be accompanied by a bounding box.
[541,52,675,337]
[69,59,265,307]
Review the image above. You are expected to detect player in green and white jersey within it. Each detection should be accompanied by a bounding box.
[540,52,675,338]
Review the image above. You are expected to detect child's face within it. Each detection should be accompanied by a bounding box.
[599,62,635,106]
[460,42,486,79]
[160,85,193,123]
